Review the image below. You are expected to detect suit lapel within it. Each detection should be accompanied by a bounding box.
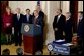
[17,14,21,21]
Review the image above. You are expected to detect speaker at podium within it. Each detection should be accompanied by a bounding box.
[21,23,42,55]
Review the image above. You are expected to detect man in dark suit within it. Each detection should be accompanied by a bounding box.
[36,5,44,19]
[53,9,66,40]
[77,11,83,54]
[23,9,32,24]
[13,8,24,46]
[77,11,84,39]
[64,12,73,43]
[32,10,44,53]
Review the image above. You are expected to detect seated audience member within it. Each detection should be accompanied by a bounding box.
[16,48,23,55]
[35,5,44,19]
[2,48,10,55]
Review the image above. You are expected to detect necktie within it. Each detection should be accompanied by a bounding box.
[27,15,29,22]
[17,14,20,20]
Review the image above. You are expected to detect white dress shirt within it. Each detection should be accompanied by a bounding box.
[17,14,20,20]
[35,15,39,19]
[26,14,29,22]
[57,14,61,23]
[66,17,70,21]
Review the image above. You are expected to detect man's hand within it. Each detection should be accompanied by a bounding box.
[55,28,58,31]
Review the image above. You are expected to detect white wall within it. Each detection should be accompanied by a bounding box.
[43,1,61,45]
[62,1,83,14]
[78,1,83,11]
[62,1,70,15]
[9,1,37,14]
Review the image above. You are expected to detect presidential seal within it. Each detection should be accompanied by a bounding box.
[48,44,53,51]
[24,25,30,32]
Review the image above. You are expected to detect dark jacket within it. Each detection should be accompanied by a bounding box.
[53,14,66,31]
[32,16,44,27]
[39,11,44,19]
[77,18,84,38]
[23,14,32,24]
[65,17,73,36]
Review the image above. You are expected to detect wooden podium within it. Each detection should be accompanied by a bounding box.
[21,23,41,55]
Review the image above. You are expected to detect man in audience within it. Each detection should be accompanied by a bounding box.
[16,48,23,55]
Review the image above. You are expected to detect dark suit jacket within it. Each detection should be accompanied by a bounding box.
[32,16,44,26]
[53,14,66,32]
[13,14,24,33]
[64,17,73,37]
[23,14,32,24]
[77,18,84,38]
[39,11,44,19]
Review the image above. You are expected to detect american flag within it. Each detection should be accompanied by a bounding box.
[37,1,40,6]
